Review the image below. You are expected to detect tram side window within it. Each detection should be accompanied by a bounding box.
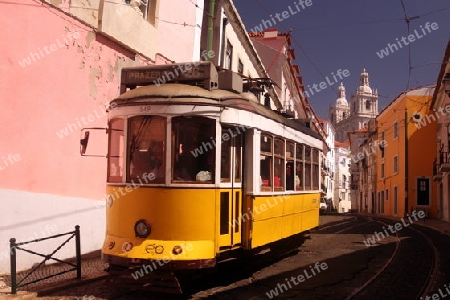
[286,142,295,190]
[221,134,231,182]
[172,116,215,183]
[260,134,272,191]
[128,116,166,184]
[221,127,243,183]
[304,146,312,190]
[274,139,285,191]
[312,149,320,190]
[108,118,124,183]
[234,133,242,183]
[295,144,304,191]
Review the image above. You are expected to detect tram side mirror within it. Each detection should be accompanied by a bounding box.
[80,130,90,155]
[79,127,108,157]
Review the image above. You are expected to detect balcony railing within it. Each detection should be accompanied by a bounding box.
[440,151,450,173]
[433,158,442,181]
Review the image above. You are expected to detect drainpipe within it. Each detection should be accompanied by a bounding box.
[206,0,215,60]
[98,0,105,31]
[219,16,227,66]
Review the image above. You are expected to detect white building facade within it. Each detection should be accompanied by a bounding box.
[335,142,352,213]
[330,70,379,142]
[319,119,336,210]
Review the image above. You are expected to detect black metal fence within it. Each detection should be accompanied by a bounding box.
[9,225,81,294]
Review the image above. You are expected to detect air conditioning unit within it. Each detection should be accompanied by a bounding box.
[218,69,243,93]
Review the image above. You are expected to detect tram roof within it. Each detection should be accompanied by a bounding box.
[113,83,322,142]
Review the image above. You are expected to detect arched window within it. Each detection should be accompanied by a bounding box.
[366,100,371,110]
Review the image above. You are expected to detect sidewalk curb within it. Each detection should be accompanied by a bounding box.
[357,213,450,236]
[411,220,450,236]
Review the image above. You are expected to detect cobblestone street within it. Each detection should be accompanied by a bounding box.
[2,214,450,299]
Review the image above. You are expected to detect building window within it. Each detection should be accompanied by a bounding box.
[342,175,347,189]
[225,40,233,70]
[393,155,398,174]
[237,59,243,74]
[393,121,398,139]
[393,186,398,215]
[136,0,158,25]
[381,131,385,158]
[366,100,371,110]
[385,189,389,201]
[378,192,381,213]
[340,192,345,200]
[260,134,273,191]
[381,162,385,178]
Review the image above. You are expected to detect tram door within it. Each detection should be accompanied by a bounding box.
[218,127,243,249]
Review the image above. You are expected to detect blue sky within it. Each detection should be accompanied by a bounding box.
[233,0,450,118]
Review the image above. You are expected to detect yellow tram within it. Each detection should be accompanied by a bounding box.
[84,61,322,284]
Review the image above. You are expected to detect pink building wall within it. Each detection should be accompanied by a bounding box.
[156,0,199,62]
[0,0,197,274]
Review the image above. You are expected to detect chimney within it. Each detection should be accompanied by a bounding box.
[263,29,278,39]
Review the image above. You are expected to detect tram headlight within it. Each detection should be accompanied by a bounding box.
[134,219,151,238]
[172,245,183,255]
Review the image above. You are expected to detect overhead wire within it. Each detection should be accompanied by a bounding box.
[251,0,338,96]
[244,0,449,115]
[293,18,404,31]
[155,17,201,28]
[399,0,413,90]
[290,5,450,32]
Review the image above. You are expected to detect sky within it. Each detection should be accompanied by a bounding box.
[233,0,450,119]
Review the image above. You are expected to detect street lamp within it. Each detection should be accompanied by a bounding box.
[443,73,450,96]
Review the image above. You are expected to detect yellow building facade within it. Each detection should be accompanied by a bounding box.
[376,85,437,218]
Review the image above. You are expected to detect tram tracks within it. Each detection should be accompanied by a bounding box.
[34,215,450,299]
[346,216,437,300]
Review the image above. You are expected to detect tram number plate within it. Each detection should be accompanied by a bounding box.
[140,105,151,112]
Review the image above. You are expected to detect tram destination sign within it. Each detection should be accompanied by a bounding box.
[120,61,219,93]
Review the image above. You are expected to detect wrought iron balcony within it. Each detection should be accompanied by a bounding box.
[433,158,442,181]
[440,152,450,173]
